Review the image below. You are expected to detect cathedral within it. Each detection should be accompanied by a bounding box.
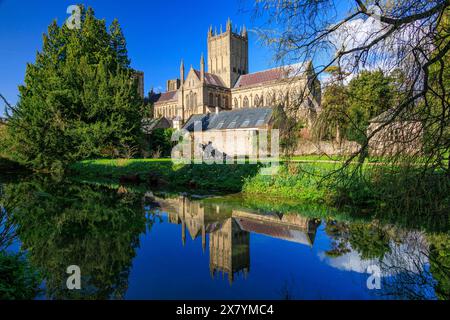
[149,19,321,128]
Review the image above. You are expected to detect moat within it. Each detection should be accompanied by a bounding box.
[0,175,447,300]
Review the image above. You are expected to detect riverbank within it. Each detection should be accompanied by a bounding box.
[69,158,450,221]
[69,158,260,193]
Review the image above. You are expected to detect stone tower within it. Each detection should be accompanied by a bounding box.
[207,18,249,88]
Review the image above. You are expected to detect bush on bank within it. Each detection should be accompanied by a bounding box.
[70,159,450,218]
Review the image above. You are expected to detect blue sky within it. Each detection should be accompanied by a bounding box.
[0,0,281,116]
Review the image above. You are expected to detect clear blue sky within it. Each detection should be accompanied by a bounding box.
[0,0,281,116]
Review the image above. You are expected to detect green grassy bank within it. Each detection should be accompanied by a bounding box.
[69,158,450,223]
[69,158,260,193]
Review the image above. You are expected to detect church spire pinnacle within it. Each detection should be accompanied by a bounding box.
[208,25,213,37]
[241,25,247,38]
[200,53,205,82]
[180,59,185,83]
[226,18,232,32]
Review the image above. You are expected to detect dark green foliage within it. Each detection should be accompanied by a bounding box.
[0,252,41,300]
[428,234,450,300]
[346,70,397,144]
[109,18,130,69]
[145,128,175,157]
[3,176,148,299]
[348,224,391,260]
[317,69,399,144]
[5,7,142,170]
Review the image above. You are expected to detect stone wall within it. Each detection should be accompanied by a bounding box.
[293,139,360,156]
[367,121,423,156]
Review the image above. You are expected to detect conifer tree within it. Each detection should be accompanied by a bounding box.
[5,7,142,170]
[109,18,130,69]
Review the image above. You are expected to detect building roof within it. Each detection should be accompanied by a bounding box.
[153,90,178,104]
[234,62,311,89]
[182,107,274,131]
[193,70,225,87]
[142,117,171,133]
[235,218,314,246]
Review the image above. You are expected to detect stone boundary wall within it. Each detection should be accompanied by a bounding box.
[294,139,360,156]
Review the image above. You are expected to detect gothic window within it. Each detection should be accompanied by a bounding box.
[234,98,239,108]
[209,93,214,106]
[243,96,249,108]
[267,93,275,106]
[225,97,229,108]
[254,95,260,107]
[217,95,222,108]
[193,93,197,107]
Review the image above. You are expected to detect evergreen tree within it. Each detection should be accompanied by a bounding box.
[6,7,142,170]
[109,18,130,69]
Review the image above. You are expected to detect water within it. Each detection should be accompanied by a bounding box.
[0,176,447,300]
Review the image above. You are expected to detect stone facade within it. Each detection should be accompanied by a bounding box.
[150,19,321,127]
[181,108,280,158]
[368,120,423,156]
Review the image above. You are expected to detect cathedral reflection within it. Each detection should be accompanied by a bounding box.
[147,194,320,284]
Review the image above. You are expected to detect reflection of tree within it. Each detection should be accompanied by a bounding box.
[0,183,15,251]
[428,233,450,300]
[348,224,391,261]
[1,181,41,300]
[3,176,148,299]
[324,220,391,260]
[324,220,351,257]
[378,231,435,300]
[325,220,444,299]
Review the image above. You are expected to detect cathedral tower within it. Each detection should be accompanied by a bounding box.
[207,18,249,88]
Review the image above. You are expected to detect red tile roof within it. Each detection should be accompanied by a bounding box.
[234,68,283,88]
[154,90,177,104]
[234,63,310,89]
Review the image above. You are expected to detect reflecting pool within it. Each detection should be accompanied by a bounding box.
[0,176,448,300]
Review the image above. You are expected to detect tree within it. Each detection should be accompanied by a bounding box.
[252,0,450,172]
[346,70,396,144]
[5,7,142,170]
[109,18,130,69]
[314,67,350,142]
[4,176,148,299]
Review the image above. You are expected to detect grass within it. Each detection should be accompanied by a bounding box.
[69,157,450,226]
[70,158,260,193]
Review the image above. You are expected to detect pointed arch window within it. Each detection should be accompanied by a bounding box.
[243,96,249,108]
[234,98,239,109]
[254,95,260,107]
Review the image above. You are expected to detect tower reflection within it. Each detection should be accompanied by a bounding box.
[148,194,320,284]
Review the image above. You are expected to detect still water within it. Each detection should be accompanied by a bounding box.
[0,176,447,300]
